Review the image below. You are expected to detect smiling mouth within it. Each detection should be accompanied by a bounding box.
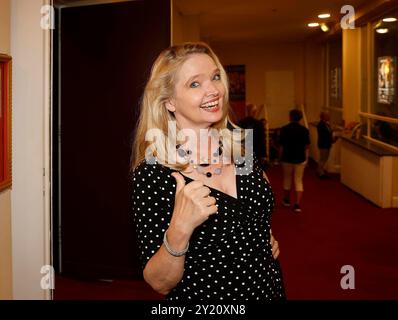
[200,100,219,109]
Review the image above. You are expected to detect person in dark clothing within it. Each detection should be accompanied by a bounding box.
[279,109,310,212]
[316,111,334,178]
[238,104,267,170]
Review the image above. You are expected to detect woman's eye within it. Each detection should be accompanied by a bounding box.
[190,81,200,88]
[213,74,221,81]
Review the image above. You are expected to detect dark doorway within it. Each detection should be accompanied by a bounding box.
[52,0,171,280]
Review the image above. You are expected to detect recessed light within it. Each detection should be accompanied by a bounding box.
[382,17,397,22]
[318,13,331,19]
[320,23,329,32]
[308,22,319,27]
[376,28,389,34]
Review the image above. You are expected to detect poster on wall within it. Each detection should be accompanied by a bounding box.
[330,67,341,101]
[377,56,396,104]
[225,65,246,122]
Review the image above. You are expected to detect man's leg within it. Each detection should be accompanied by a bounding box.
[293,162,306,212]
[318,148,330,176]
[282,163,293,206]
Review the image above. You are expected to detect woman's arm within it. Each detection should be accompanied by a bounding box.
[143,224,190,295]
[139,172,218,295]
[133,166,190,295]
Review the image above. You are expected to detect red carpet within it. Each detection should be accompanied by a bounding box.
[269,162,398,300]
[54,163,398,300]
[54,276,163,300]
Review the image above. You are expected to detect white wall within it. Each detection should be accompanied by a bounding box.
[0,0,13,300]
[0,0,10,53]
[0,189,13,300]
[265,70,295,128]
[304,41,325,123]
[172,1,200,45]
[11,0,51,300]
[172,1,183,45]
[212,42,306,111]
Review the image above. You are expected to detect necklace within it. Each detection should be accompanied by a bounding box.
[176,140,223,178]
[192,159,223,178]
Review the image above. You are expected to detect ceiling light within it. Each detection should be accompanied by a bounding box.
[308,22,319,27]
[382,17,397,22]
[376,28,389,34]
[318,13,331,19]
[320,23,329,32]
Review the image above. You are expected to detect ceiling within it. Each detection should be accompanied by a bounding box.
[174,0,369,43]
[56,0,369,42]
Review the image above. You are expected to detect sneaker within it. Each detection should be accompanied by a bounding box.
[282,198,290,207]
[293,204,301,213]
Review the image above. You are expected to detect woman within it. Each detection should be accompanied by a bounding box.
[279,109,310,213]
[131,42,285,300]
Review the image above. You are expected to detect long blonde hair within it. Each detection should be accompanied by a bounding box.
[131,42,244,171]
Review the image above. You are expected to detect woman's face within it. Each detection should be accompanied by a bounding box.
[166,53,225,131]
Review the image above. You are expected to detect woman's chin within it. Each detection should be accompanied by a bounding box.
[205,113,223,124]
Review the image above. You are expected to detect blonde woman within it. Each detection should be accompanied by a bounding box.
[131,42,285,300]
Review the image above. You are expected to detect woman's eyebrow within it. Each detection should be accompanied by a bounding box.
[185,74,202,86]
[185,68,220,86]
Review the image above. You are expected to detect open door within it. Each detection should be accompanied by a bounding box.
[53,0,171,280]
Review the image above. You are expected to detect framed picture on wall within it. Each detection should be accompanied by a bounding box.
[225,64,246,121]
[0,54,12,192]
[330,67,341,101]
[377,56,396,105]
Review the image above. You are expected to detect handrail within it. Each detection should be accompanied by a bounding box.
[359,112,398,124]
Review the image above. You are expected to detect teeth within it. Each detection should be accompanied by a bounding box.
[201,101,219,108]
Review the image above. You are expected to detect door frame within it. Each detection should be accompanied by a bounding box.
[11,0,52,300]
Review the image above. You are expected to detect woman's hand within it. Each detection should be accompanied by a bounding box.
[169,172,218,237]
[270,230,280,259]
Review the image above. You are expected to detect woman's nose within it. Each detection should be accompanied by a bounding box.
[206,82,219,96]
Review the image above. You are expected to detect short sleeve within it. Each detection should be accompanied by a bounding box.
[132,160,175,269]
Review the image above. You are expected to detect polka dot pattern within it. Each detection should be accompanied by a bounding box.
[132,156,285,300]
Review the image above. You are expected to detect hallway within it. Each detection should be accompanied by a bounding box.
[3,0,398,301]
[269,162,398,300]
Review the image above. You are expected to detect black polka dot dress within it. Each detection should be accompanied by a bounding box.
[132,156,285,300]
